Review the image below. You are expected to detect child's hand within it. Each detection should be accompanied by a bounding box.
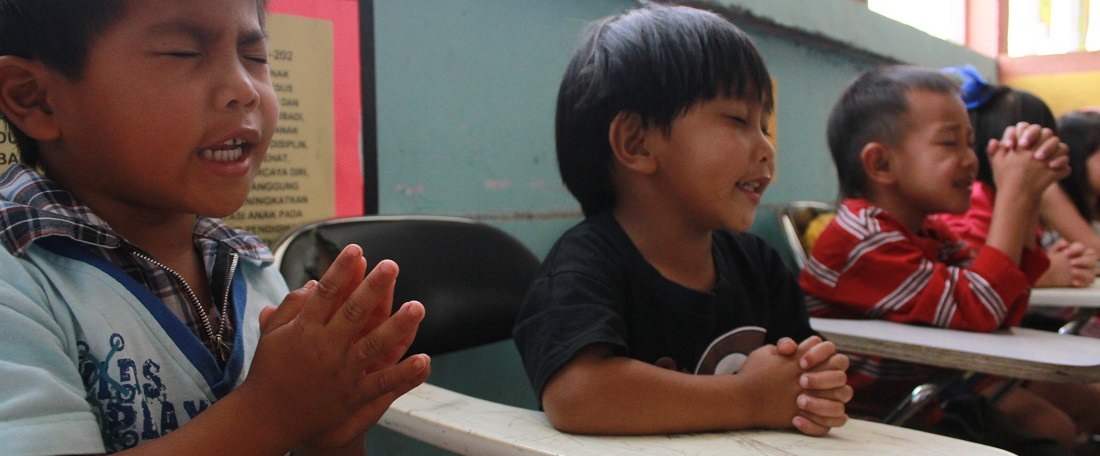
[989,123,1069,196]
[305,302,431,449]
[999,121,1072,167]
[791,337,851,436]
[240,245,431,450]
[1044,240,1098,287]
[775,337,798,356]
[735,344,806,431]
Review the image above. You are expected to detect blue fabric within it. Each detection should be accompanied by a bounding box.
[941,64,997,110]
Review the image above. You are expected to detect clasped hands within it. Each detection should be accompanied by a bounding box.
[245,244,432,452]
[988,121,1070,194]
[761,338,853,437]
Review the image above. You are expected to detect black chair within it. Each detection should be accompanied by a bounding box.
[271,215,541,357]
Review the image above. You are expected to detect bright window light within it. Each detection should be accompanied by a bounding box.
[1008,0,1098,56]
[868,0,967,45]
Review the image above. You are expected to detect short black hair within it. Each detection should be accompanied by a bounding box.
[0,0,267,168]
[1056,110,1100,220]
[968,87,1056,190]
[826,65,959,198]
[555,3,773,217]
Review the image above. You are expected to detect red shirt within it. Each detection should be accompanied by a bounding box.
[799,198,1048,419]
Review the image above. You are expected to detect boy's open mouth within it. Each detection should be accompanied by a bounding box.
[736,178,769,195]
[200,138,247,162]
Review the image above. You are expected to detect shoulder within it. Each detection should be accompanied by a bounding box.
[0,240,76,301]
[540,213,634,276]
[807,199,921,266]
[812,200,930,257]
[0,242,84,360]
[830,199,905,236]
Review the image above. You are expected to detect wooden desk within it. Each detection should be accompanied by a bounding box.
[380,383,1012,456]
[811,318,1100,383]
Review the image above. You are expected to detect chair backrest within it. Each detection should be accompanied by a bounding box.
[775,201,837,270]
[272,215,541,356]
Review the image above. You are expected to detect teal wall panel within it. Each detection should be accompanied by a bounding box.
[374,0,632,258]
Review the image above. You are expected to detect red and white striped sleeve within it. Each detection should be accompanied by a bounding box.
[799,200,1031,332]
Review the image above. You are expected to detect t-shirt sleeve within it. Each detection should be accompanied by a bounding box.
[0,251,105,455]
[512,232,629,401]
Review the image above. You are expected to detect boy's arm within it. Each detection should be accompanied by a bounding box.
[984,126,1067,265]
[801,203,1031,332]
[984,122,1070,256]
[542,344,792,435]
[541,342,847,436]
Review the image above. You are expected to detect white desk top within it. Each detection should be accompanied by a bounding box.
[1030,282,1100,308]
[380,383,1012,456]
[811,318,1100,383]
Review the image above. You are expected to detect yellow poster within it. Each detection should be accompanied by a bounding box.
[0,120,17,170]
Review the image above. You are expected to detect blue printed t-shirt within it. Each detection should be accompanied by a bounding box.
[0,164,288,454]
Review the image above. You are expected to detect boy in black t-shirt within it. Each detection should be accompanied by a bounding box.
[513,4,851,435]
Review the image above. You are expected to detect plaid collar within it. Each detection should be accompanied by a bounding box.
[0,164,272,263]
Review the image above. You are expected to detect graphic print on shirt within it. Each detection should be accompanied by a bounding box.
[694,326,766,374]
[78,333,209,451]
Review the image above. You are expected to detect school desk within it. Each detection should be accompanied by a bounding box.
[1030,282,1100,334]
[810,317,1100,383]
[1030,281,1100,309]
[379,382,1012,456]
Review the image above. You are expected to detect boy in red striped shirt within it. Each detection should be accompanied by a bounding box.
[798,65,1086,453]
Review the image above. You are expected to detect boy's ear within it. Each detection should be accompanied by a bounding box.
[860,142,896,185]
[0,56,59,142]
[608,111,657,174]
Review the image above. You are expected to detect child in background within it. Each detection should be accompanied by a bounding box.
[936,66,1097,289]
[1053,109,1100,338]
[513,3,851,436]
[1055,110,1100,229]
[0,1,429,454]
[1040,109,1100,264]
[934,74,1100,451]
[799,65,1091,454]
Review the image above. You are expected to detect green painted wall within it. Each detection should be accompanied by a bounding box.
[374,0,630,259]
[369,1,993,453]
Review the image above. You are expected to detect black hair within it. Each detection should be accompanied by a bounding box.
[826,65,959,198]
[968,87,1057,191]
[555,3,773,217]
[1056,110,1100,220]
[0,0,267,168]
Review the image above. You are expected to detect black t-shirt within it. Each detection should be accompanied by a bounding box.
[513,212,816,398]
